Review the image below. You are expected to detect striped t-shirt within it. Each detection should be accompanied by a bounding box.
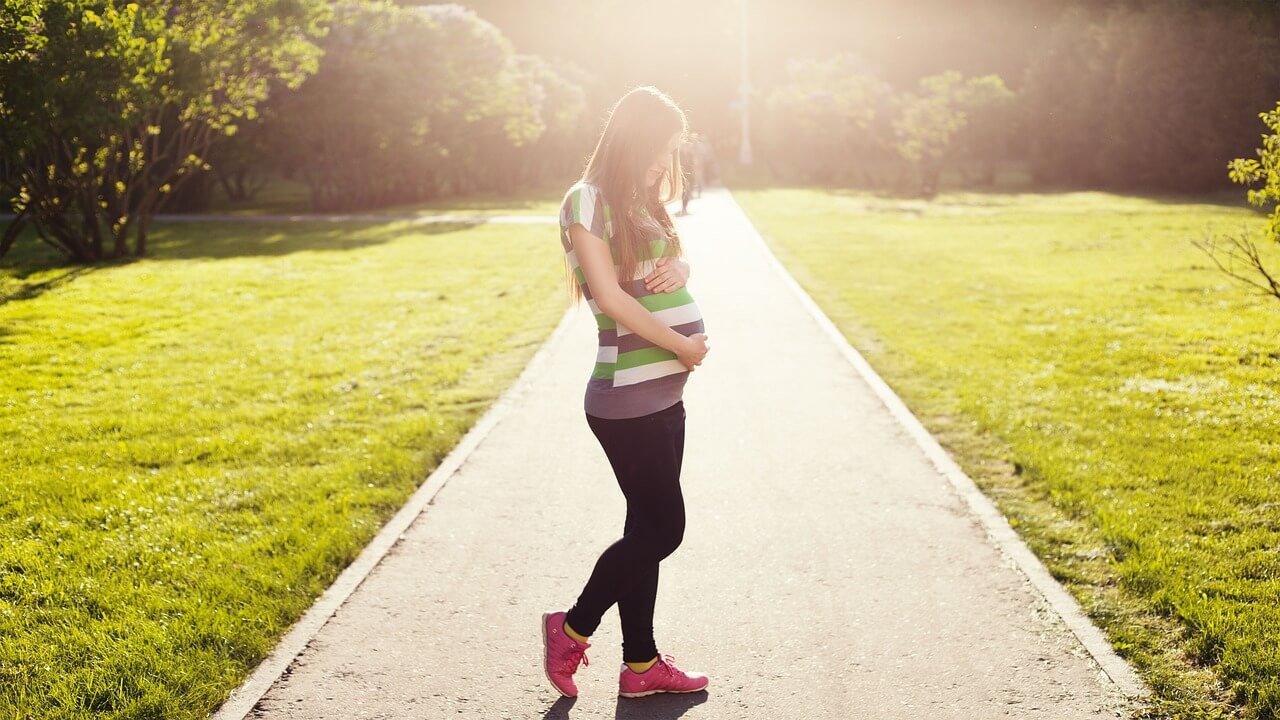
[559,181,705,420]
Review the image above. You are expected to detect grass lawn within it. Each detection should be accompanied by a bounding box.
[0,217,565,718]
[734,188,1280,720]
[198,176,563,218]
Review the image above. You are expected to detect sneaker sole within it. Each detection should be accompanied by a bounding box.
[541,612,574,698]
[619,685,709,699]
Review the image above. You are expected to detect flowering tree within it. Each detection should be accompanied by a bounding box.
[0,0,329,261]
[1194,102,1280,302]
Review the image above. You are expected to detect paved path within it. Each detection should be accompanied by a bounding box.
[231,189,1137,719]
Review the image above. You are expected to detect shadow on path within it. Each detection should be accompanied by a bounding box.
[541,696,577,719]
[615,692,708,719]
[538,692,709,720]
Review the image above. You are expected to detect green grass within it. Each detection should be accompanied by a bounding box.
[0,217,565,718]
[734,188,1280,720]
[199,176,563,217]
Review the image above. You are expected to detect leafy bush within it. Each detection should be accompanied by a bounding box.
[0,0,328,260]
[1195,101,1280,306]
[262,2,589,212]
[894,72,1014,196]
[1229,102,1280,245]
[759,54,896,184]
[758,57,1012,194]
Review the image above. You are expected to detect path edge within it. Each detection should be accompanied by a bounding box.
[723,188,1149,699]
[210,306,577,720]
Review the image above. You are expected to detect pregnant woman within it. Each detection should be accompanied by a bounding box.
[541,86,712,700]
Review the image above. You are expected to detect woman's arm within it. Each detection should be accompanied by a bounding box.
[569,224,708,370]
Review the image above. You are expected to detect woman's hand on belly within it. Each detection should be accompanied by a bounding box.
[644,257,690,293]
[675,332,710,371]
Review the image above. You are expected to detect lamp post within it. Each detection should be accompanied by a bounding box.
[738,0,753,165]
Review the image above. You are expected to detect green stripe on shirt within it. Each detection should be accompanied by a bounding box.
[636,287,695,312]
[616,346,678,371]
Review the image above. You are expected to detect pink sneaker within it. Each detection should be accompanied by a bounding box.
[618,654,709,698]
[541,611,590,697]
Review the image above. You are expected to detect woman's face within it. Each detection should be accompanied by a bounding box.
[645,132,684,189]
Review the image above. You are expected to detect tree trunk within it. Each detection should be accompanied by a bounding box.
[135,213,149,257]
[0,214,27,258]
[79,192,105,259]
[33,201,97,261]
[113,218,130,258]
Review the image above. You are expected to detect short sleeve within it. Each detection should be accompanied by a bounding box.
[559,183,608,242]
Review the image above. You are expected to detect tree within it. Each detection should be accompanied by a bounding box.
[1022,6,1108,188]
[408,4,575,198]
[893,71,1013,196]
[0,1,43,234]
[0,0,328,261]
[759,54,896,184]
[266,2,588,212]
[476,54,590,194]
[950,75,1017,186]
[1195,102,1280,304]
[1229,103,1280,246]
[1095,6,1280,192]
[1023,4,1280,192]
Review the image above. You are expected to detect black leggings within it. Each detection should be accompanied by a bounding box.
[565,400,686,663]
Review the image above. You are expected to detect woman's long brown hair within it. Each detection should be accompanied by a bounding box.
[568,86,688,302]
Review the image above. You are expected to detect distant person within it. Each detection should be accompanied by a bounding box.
[695,134,718,188]
[677,135,701,215]
[544,86,711,701]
